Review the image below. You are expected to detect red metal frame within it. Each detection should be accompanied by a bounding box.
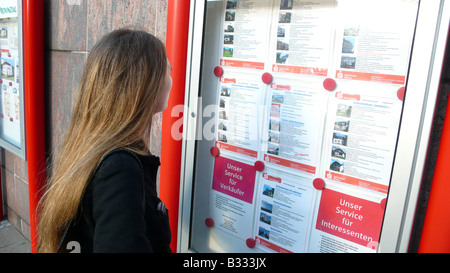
[419,87,450,253]
[160,0,191,252]
[23,0,46,253]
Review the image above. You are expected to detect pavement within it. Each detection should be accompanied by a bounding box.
[0,220,31,253]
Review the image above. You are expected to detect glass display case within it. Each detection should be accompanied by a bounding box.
[178,0,450,253]
[0,0,25,158]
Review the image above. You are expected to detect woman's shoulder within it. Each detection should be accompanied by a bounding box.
[87,149,145,204]
[102,148,141,163]
[94,149,144,179]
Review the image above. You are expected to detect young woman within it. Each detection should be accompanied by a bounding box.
[37,29,173,253]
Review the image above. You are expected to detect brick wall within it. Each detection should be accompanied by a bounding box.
[0,0,168,241]
[46,0,168,158]
[1,150,30,240]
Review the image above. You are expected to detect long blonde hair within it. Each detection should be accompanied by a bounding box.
[37,29,168,253]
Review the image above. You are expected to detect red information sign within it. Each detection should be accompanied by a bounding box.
[315,188,384,247]
[212,156,256,204]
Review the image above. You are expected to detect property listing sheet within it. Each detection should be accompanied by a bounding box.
[271,0,335,76]
[323,87,404,194]
[215,72,264,158]
[254,168,315,253]
[203,0,419,253]
[221,0,273,70]
[334,0,418,84]
[262,80,327,175]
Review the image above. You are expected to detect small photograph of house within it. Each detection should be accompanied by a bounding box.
[224,24,234,33]
[218,132,228,143]
[218,121,227,131]
[276,52,289,64]
[272,94,284,104]
[261,200,273,214]
[277,40,289,51]
[270,103,280,118]
[278,12,291,23]
[341,56,356,69]
[267,142,279,156]
[258,226,270,240]
[268,130,279,144]
[223,47,233,58]
[262,185,275,198]
[334,119,350,132]
[342,37,355,54]
[224,34,234,45]
[226,0,237,9]
[330,159,345,173]
[344,26,359,36]
[331,146,346,160]
[336,103,352,117]
[332,132,348,146]
[277,26,285,38]
[220,86,231,97]
[1,58,15,81]
[219,110,228,120]
[0,27,7,39]
[260,212,272,225]
[225,11,235,21]
[280,0,293,10]
[269,118,280,131]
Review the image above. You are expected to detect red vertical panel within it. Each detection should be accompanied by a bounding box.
[160,0,191,252]
[419,89,450,253]
[23,0,46,253]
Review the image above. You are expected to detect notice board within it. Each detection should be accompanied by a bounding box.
[181,0,425,253]
[0,0,25,158]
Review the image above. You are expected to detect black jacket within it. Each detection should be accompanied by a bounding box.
[64,149,171,253]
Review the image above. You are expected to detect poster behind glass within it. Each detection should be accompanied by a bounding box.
[0,0,23,153]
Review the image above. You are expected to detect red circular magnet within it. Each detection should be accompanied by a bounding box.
[205,218,214,228]
[254,161,265,172]
[9,117,13,122]
[9,82,12,86]
[397,87,405,101]
[262,72,273,84]
[380,198,387,210]
[323,78,336,91]
[0,79,2,83]
[210,146,220,157]
[214,66,224,77]
[246,238,256,249]
[313,178,325,190]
